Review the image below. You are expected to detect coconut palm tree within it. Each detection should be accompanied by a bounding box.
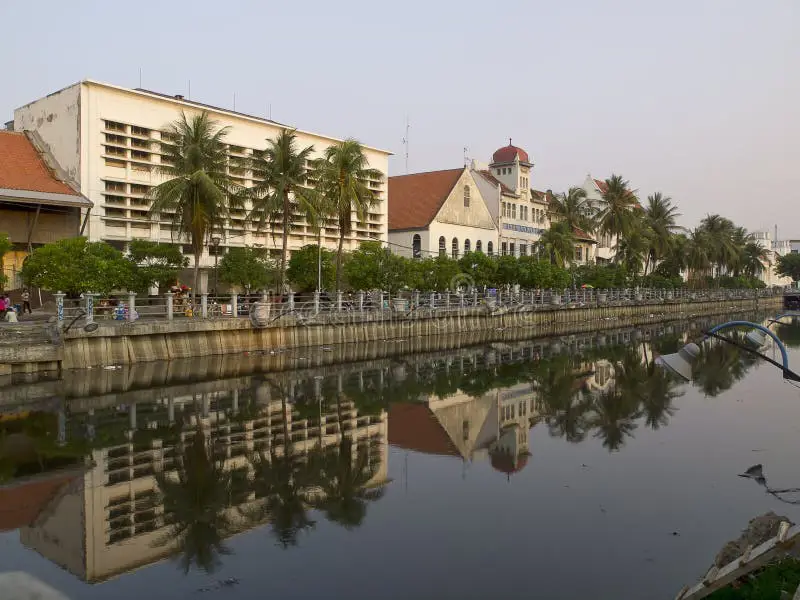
[537,222,575,267]
[686,228,712,281]
[643,193,682,274]
[597,174,639,259]
[149,111,242,293]
[548,187,596,233]
[615,220,650,276]
[742,240,768,278]
[314,140,382,290]
[249,130,317,293]
[153,423,237,574]
[698,214,739,275]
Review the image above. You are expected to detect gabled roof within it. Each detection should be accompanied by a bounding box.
[388,403,461,457]
[476,170,515,195]
[388,168,464,230]
[573,227,597,243]
[0,131,91,208]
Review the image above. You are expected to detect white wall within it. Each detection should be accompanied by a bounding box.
[14,83,82,184]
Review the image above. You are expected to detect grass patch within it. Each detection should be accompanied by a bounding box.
[707,558,800,599]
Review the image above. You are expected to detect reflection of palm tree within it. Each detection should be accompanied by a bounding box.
[245,391,317,548]
[640,368,681,430]
[534,356,591,443]
[588,350,646,451]
[312,435,385,529]
[692,337,756,397]
[153,424,236,574]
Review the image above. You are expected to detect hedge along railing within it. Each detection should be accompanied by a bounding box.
[51,287,787,326]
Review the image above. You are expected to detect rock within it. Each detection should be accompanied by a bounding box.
[714,511,792,567]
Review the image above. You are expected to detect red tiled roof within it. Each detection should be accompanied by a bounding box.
[0,132,78,195]
[573,227,597,243]
[388,168,463,230]
[0,473,77,532]
[492,143,530,165]
[477,170,515,195]
[388,403,461,457]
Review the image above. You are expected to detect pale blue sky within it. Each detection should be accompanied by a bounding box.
[2,1,797,235]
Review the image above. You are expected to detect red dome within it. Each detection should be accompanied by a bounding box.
[492,141,530,165]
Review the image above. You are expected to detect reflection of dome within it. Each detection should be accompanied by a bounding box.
[490,448,529,475]
[492,141,530,165]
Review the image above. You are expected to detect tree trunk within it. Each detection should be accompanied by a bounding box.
[279,190,290,294]
[193,248,201,298]
[335,230,345,292]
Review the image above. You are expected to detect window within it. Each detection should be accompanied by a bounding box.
[487,241,494,256]
[512,204,517,219]
[439,236,446,256]
[464,239,471,253]
[105,134,126,145]
[412,234,421,259]
[105,146,126,157]
[105,120,126,132]
[131,125,151,137]
[451,237,459,259]
[520,244,527,256]
[476,240,483,253]
[131,150,151,161]
[501,242,508,256]
[509,242,515,256]
[105,158,125,168]
[104,180,125,192]
[502,202,507,217]
[576,246,583,261]
[463,185,470,207]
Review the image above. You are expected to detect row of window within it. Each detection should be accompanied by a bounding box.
[501,202,546,223]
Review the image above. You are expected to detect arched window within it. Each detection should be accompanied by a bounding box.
[438,236,446,257]
[463,185,470,207]
[464,239,471,253]
[476,240,483,253]
[412,234,421,259]
[451,237,459,259]
[487,241,494,256]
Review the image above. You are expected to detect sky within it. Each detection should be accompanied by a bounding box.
[1,1,798,236]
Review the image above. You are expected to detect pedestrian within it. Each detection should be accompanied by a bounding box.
[5,306,17,323]
[0,294,6,320]
[21,289,32,314]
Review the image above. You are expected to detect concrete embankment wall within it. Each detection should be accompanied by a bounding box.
[51,296,780,371]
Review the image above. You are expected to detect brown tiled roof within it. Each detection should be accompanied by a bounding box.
[0,132,78,195]
[477,170,515,195]
[388,168,463,230]
[492,143,530,165]
[573,227,597,243]
[0,472,77,532]
[388,403,461,457]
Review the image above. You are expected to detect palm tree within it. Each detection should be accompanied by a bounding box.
[537,222,575,267]
[312,435,385,529]
[698,214,739,275]
[598,174,639,259]
[643,192,682,274]
[153,423,237,574]
[314,140,382,290]
[249,130,317,293]
[149,111,242,293]
[548,187,596,233]
[686,228,712,281]
[615,220,650,276]
[742,240,768,278]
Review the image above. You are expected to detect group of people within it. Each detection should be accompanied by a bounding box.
[0,289,32,322]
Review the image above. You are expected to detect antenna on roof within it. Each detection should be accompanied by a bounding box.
[233,92,236,111]
[268,103,272,120]
[402,116,410,174]
[138,68,142,88]
[188,80,191,100]
[463,147,469,167]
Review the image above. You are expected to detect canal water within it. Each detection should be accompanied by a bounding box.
[2,312,800,600]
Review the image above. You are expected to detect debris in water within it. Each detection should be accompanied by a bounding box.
[738,464,766,487]
[671,531,680,536]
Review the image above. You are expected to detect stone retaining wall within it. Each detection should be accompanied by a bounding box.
[48,295,780,371]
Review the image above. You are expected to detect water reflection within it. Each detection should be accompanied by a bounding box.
[0,311,794,590]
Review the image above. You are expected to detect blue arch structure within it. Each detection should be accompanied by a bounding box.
[706,321,798,380]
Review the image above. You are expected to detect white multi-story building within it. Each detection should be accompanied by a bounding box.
[13,80,391,292]
[472,142,550,257]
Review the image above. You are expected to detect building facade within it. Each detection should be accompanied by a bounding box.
[13,80,390,292]
[388,167,498,259]
[472,142,550,257]
[0,130,92,289]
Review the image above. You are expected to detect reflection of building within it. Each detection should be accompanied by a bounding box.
[19,383,387,583]
[389,378,540,477]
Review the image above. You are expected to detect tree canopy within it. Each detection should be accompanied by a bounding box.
[218,246,275,291]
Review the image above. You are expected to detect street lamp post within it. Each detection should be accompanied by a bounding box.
[656,320,800,382]
[211,235,222,296]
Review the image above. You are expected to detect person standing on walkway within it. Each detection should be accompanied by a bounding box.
[21,289,32,314]
[0,294,6,320]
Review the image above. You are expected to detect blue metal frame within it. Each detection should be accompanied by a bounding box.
[706,321,791,373]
